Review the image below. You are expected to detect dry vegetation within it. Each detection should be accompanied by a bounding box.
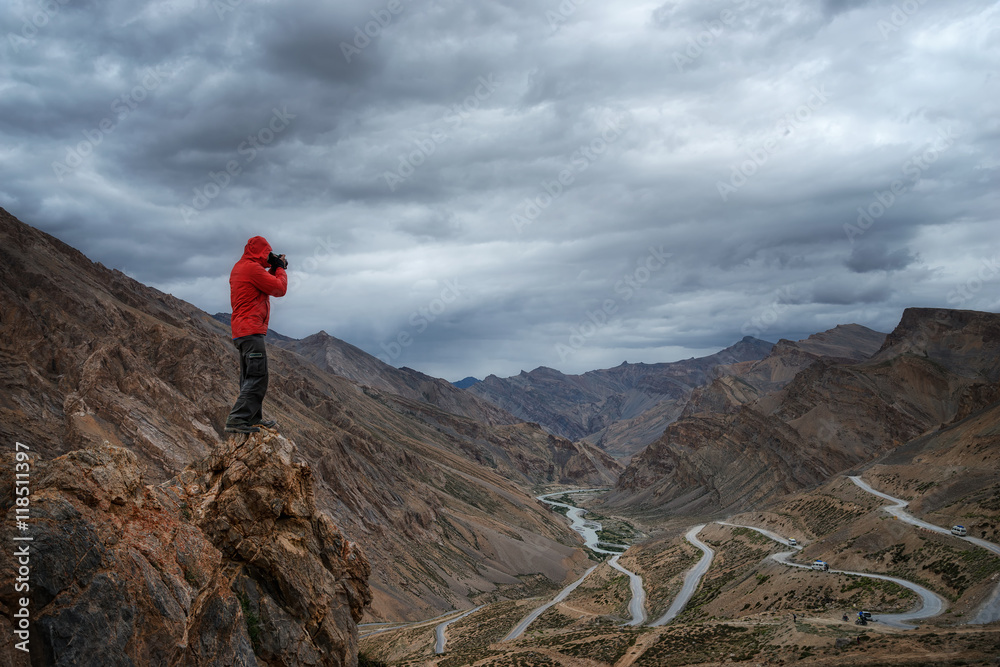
[365,467,1000,666]
[623,532,701,620]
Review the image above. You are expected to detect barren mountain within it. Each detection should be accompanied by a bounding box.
[0,208,616,624]
[861,397,1000,543]
[681,324,887,418]
[468,336,775,459]
[212,316,518,428]
[610,308,1000,516]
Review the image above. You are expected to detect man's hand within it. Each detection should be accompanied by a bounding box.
[267,252,288,270]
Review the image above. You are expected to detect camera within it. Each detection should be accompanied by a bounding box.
[267,251,288,270]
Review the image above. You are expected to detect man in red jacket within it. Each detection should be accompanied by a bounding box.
[224,236,288,433]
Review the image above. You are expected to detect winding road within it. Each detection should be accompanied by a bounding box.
[769,549,945,628]
[643,516,945,629]
[358,608,459,640]
[505,490,646,639]
[504,567,598,641]
[434,606,484,654]
[609,554,648,626]
[718,521,802,549]
[848,476,1000,557]
[375,476,999,653]
[848,475,1000,625]
[649,524,714,626]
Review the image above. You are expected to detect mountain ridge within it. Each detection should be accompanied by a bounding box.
[608,307,1000,517]
[0,207,614,625]
[468,336,776,459]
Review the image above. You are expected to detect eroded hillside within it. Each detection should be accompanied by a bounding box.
[0,208,615,622]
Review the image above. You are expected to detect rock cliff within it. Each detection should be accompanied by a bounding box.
[680,323,887,418]
[0,428,370,666]
[611,309,1000,515]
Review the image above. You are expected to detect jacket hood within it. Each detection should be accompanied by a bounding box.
[241,236,272,266]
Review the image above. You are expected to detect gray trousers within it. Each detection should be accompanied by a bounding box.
[226,334,268,426]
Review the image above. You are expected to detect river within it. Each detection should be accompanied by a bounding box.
[505,490,646,640]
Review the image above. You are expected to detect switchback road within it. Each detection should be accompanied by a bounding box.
[649,525,714,627]
[848,475,1000,624]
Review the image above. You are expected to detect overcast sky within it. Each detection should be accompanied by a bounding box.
[2,0,998,381]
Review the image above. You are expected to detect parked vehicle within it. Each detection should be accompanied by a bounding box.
[812,560,830,571]
[951,525,968,537]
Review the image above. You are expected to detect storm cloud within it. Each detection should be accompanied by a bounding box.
[2,0,998,380]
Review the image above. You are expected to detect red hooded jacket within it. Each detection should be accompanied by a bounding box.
[230,236,287,339]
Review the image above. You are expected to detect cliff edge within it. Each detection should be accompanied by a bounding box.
[0,428,371,666]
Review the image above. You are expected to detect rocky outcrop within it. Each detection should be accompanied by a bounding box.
[0,429,370,666]
[613,407,821,514]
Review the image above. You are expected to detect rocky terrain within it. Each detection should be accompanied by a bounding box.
[467,337,775,459]
[0,428,370,666]
[350,309,1000,666]
[0,208,616,625]
[608,308,1000,517]
[4,206,1000,666]
[361,470,1000,666]
[679,323,887,418]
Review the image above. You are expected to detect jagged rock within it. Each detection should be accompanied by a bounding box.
[0,430,370,666]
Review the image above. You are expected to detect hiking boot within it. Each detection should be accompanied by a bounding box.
[253,419,278,429]
[225,423,260,434]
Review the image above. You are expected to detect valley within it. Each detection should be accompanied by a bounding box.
[0,208,998,666]
[362,472,1000,666]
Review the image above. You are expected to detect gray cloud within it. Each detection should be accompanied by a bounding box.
[845,243,918,273]
[2,0,998,380]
